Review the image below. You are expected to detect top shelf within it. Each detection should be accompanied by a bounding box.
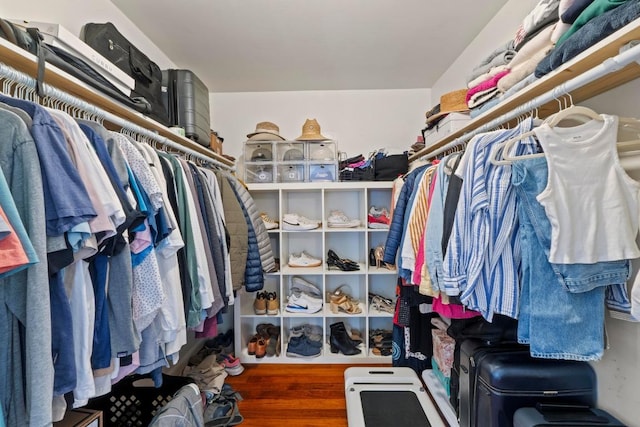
[410,17,640,162]
[0,37,233,168]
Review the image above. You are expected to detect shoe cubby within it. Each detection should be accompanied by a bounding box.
[236,181,395,364]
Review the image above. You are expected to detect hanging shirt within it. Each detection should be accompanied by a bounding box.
[0,182,34,278]
[535,115,640,264]
[443,118,538,320]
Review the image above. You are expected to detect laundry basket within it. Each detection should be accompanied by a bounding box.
[84,374,195,426]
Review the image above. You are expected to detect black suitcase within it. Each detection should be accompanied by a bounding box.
[513,406,626,426]
[459,339,528,427]
[465,344,597,427]
[162,69,211,146]
[81,22,170,126]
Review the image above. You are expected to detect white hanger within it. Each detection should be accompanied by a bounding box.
[543,92,603,128]
[489,107,542,165]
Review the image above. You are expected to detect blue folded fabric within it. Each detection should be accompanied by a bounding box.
[535,0,640,78]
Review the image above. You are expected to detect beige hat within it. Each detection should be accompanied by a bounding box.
[425,89,470,124]
[295,119,328,141]
[247,121,285,140]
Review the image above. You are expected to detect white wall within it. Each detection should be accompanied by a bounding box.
[581,81,640,427]
[210,88,430,162]
[1,1,176,69]
[429,0,539,105]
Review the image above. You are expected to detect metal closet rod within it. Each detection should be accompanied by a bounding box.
[417,40,640,161]
[0,62,234,171]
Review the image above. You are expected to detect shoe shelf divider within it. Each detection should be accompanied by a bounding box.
[235,181,396,364]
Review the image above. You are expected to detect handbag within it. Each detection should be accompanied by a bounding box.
[374,153,409,181]
[82,22,170,126]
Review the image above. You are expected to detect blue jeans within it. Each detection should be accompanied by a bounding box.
[512,158,629,360]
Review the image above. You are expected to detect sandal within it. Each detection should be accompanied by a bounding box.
[330,293,362,314]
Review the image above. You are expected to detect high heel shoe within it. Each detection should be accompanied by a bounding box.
[373,245,395,270]
[328,285,362,314]
[327,250,360,271]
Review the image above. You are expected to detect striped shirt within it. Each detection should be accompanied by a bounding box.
[443,118,537,320]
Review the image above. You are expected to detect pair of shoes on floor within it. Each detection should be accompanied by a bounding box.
[368,206,390,229]
[286,288,323,314]
[288,250,322,268]
[203,384,244,426]
[327,249,360,271]
[254,291,278,315]
[282,213,321,230]
[216,353,244,376]
[327,210,360,228]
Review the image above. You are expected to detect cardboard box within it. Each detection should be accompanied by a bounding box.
[54,408,102,427]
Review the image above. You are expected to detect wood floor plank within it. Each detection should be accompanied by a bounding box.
[224,364,386,426]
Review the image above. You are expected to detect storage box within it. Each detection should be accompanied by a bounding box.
[307,141,337,161]
[245,164,274,183]
[277,141,305,161]
[277,163,305,183]
[244,142,274,163]
[424,112,471,148]
[10,20,135,95]
[309,162,337,182]
[431,328,455,376]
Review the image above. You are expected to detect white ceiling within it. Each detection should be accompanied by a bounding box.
[111,0,510,93]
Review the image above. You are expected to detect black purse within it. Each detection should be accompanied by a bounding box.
[374,153,409,181]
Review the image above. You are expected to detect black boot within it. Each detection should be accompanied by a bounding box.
[330,322,361,355]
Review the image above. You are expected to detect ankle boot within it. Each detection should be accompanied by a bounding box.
[330,321,362,347]
[329,322,361,355]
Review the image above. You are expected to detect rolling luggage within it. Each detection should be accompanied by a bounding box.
[460,339,597,427]
[513,406,626,426]
[162,69,211,146]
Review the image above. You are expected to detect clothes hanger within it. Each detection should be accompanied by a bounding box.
[489,108,539,165]
[543,92,603,128]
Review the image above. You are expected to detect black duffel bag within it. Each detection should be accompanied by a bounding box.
[82,22,170,126]
[0,19,153,114]
[374,153,409,181]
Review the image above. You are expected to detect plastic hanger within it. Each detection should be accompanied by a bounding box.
[543,93,603,128]
[489,109,541,165]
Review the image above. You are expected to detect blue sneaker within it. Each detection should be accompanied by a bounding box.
[286,335,322,358]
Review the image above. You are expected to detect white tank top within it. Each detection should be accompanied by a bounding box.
[535,114,640,264]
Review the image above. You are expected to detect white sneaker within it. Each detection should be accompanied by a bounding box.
[282,213,321,231]
[260,212,279,230]
[288,251,322,268]
[327,210,360,228]
[286,292,323,314]
[290,276,322,298]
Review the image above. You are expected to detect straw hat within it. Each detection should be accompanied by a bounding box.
[295,119,328,141]
[425,89,470,124]
[247,121,285,140]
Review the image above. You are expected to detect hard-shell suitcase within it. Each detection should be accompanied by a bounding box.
[162,69,211,146]
[513,406,626,426]
[473,350,597,427]
[459,339,527,427]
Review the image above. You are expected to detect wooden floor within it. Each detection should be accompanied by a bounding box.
[224,364,381,427]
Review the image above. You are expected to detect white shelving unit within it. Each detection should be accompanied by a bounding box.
[234,181,396,363]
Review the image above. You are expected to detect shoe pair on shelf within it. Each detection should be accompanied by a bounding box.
[288,251,322,268]
[282,213,321,231]
[328,285,362,315]
[253,291,278,315]
[260,212,279,230]
[368,292,395,314]
[286,286,323,314]
[327,249,360,271]
[368,245,395,270]
[248,323,281,358]
[286,324,323,358]
[327,210,360,228]
[369,328,393,356]
[330,321,362,356]
[368,206,390,229]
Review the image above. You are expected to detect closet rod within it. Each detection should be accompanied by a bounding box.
[415,40,640,161]
[0,62,234,171]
